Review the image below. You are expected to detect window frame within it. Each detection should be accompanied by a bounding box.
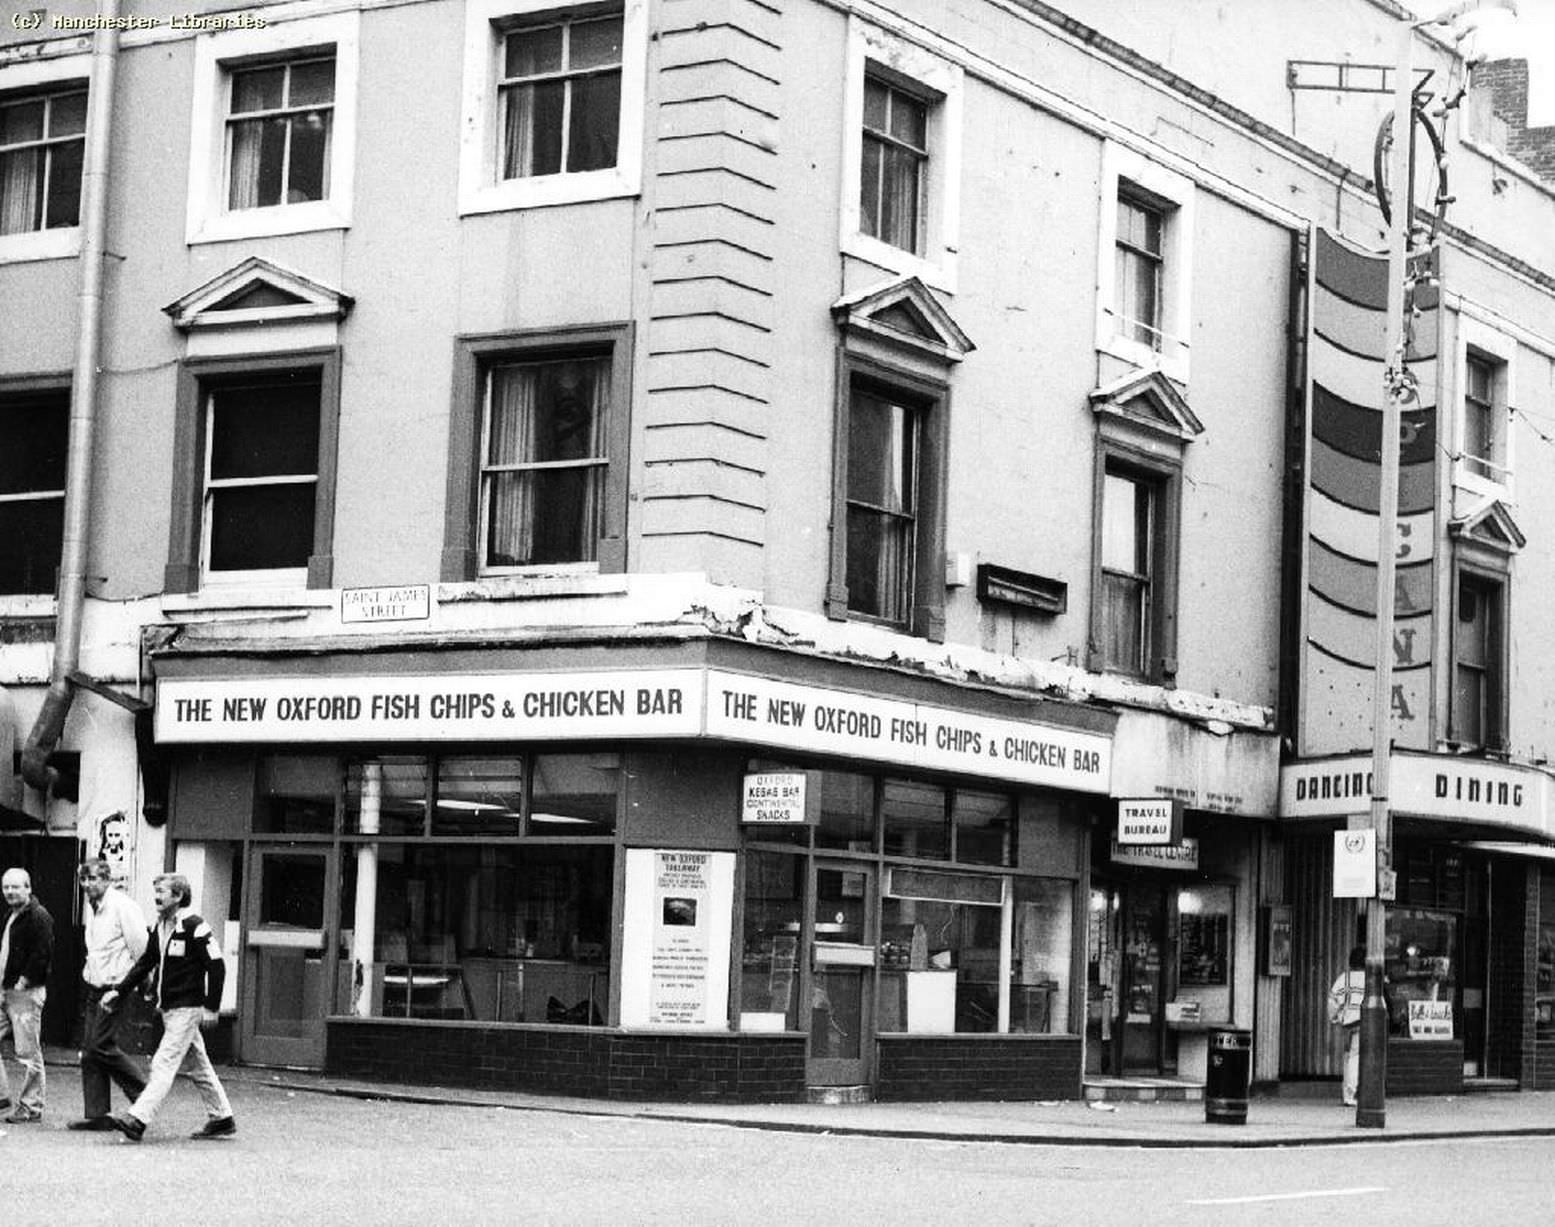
[185,12,359,245]
[839,18,962,293]
[0,54,90,264]
[1089,441,1183,684]
[443,323,632,581]
[827,356,948,641]
[1449,565,1507,752]
[1095,144,1195,383]
[0,377,70,600]
[459,0,647,216]
[1453,316,1516,502]
[859,72,929,256]
[166,349,341,594]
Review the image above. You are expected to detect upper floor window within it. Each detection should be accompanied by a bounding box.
[0,386,68,596]
[481,354,609,569]
[185,13,359,244]
[443,325,631,581]
[839,20,962,292]
[1099,467,1158,676]
[1454,318,1516,498]
[845,383,921,625]
[860,76,927,255]
[1114,195,1164,351]
[1451,572,1503,750]
[1,86,85,236]
[1096,145,1195,383]
[500,13,622,180]
[460,0,646,214]
[226,56,334,211]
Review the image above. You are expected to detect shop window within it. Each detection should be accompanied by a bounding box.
[434,756,523,836]
[1012,878,1072,1034]
[0,83,86,236]
[459,0,646,214]
[443,325,631,579]
[815,771,875,851]
[1095,143,1195,382]
[344,758,429,836]
[256,755,338,835]
[356,844,613,1024]
[1451,572,1504,750]
[1384,907,1458,1037]
[883,779,947,859]
[0,384,68,596]
[1175,882,1232,1024]
[166,350,341,593]
[530,753,619,836]
[739,850,803,1030]
[185,12,359,243]
[951,790,1012,866]
[840,19,962,290]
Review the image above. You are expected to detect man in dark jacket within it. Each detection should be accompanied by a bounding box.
[102,872,235,1141]
[1,866,54,1122]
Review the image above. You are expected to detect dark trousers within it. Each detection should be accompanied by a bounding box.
[80,984,147,1119]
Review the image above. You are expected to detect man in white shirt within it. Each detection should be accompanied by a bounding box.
[67,859,148,1131]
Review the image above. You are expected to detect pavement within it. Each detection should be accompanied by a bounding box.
[24,1045,1555,1149]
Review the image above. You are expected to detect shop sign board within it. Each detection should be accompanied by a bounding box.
[618,849,734,1029]
[1281,753,1547,841]
[1116,797,1182,845]
[1110,837,1199,871]
[154,669,706,743]
[1407,999,1454,1040]
[1332,829,1377,898]
[705,670,1111,794]
[740,772,815,825]
[340,585,430,624]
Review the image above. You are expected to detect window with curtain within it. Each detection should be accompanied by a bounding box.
[226,55,335,211]
[0,85,86,235]
[1115,193,1164,350]
[202,372,321,576]
[845,385,919,625]
[500,12,623,180]
[1099,467,1156,676]
[860,75,928,254]
[480,354,608,568]
[1452,572,1502,749]
[0,387,68,595]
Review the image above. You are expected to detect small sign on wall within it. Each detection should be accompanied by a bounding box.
[341,585,430,624]
[1262,904,1293,977]
[1117,797,1183,845]
[740,772,818,825]
[1332,828,1377,898]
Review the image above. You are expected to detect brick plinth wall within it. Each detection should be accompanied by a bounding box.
[1385,1039,1463,1097]
[326,1021,806,1103]
[874,1036,1083,1102]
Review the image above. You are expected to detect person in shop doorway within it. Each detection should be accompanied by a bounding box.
[100,873,235,1142]
[1328,944,1367,1107]
[0,866,55,1123]
[68,859,148,1131]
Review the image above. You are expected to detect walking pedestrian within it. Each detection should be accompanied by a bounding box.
[68,858,148,1131]
[1328,943,1366,1107]
[101,872,235,1142]
[0,866,55,1123]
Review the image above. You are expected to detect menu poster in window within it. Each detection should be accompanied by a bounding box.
[619,849,734,1028]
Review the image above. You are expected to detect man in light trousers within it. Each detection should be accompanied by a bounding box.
[0,866,54,1123]
[102,872,235,1142]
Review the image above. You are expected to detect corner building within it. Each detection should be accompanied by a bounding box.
[2,0,1552,1103]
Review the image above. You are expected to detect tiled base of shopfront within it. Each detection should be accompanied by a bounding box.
[326,1023,1086,1103]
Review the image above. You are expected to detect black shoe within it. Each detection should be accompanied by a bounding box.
[67,1116,119,1132]
[189,1116,236,1139]
[109,1114,145,1142]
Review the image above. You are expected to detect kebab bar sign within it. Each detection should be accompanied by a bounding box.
[155,668,1113,792]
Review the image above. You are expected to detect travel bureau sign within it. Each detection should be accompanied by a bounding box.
[154,667,1112,793]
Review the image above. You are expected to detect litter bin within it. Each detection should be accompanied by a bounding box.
[1204,1028,1252,1124]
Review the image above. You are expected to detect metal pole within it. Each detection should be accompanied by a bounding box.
[1358,16,1419,1130]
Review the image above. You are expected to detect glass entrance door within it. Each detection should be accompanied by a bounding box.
[240,844,337,1068]
[1120,883,1167,1074]
[805,860,876,1087]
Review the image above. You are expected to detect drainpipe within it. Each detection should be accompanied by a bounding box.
[20,6,121,795]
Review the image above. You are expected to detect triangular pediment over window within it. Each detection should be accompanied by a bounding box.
[164,257,354,332]
[832,275,974,365]
[1450,496,1525,553]
[1089,367,1204,443]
